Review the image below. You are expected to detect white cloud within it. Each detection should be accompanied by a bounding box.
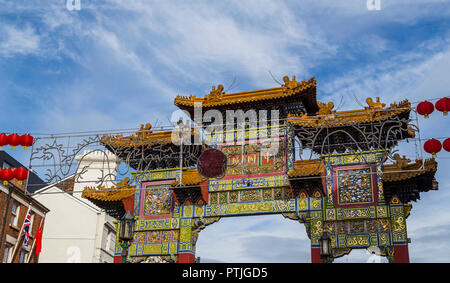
[0,24,40,57]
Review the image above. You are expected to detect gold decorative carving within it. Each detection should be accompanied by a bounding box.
[365,97,386,110]
[317,101,335,116]
[205,84,225,101]
[282,75,300,89]
[390,196,401,205]
[392,154,411,169]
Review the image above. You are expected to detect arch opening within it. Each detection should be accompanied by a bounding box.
[195,214,310,263]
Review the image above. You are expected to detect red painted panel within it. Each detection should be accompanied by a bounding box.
[311,247,324,263]
[393,244,410,263]
[178,252,196,263]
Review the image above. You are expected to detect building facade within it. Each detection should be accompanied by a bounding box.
[0,151,49,263]
[32,150,119,263]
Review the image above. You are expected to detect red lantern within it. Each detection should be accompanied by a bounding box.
[13,168,28,185]
[435,97,450,116]
[20,134,34,150]
[7,134,21,149]
[0,133,7,150]
[444,138,450,152]
[424,138,442,157]
[417,101,434,118]
[0,168,14,185]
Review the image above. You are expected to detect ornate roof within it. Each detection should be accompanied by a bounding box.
[288,159,325,177]
[287,155,437,182]
[383,155,437,182]
[100,123,203,170]
[174,76,319,114]
[101,123,184,148]
[171,169,205,187]
[82,177,135,202]
[287,98,413,129]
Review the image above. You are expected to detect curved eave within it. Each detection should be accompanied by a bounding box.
[288,159,325,178]
[288,100,412,128]
[81,186,135,202]
[171,169,205,187]
[382,158,437,182]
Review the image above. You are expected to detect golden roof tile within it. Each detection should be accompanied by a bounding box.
[382,155,437,182]
[171,169,206,186]
[101,122,199,148]
[288,99,412,128]
[174,76,316,108]
[288,159,325,177]
[82,178,135,202]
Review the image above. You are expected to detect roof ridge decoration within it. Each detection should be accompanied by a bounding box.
[288,98,412,128]
[392,153,411,169]
[174,75,317,108]
[282,76,316,96]
[101,123,175,147]
[205,84,225,102]
[365,97,386,110]
[317,101,336,116]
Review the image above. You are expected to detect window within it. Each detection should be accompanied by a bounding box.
[2,161,13,169]
[19,249,28,263]
[105,231,115,253]
[10,201,20,227]
[2,244,12,263]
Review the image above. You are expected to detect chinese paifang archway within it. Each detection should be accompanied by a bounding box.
[81,76,438,263]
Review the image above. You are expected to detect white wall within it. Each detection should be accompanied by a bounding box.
[34,187,100,263]
[33,150,120,263]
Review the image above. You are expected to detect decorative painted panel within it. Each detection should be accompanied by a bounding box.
[217,138,286,177]
[134,230,179,244]
[135,218,180,231]
[209,175,289,192]
[333,165,378,208]
[140,180,174,219]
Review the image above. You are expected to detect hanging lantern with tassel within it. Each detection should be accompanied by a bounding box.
[7,134,21,149]
[14,168,29,185]
[0,133,7,150]
[417,101,434,118]
[424,138,442,157]
[20,134,34,150]
[0,168,14,185]
[435,97,449,116]
[443,138,450,152]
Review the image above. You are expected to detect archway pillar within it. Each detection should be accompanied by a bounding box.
[389,196,410,263]
[309,194,325,263]
[178,201,196,263]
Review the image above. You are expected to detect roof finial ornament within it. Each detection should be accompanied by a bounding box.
[205,84,224,101]
[282,75,299,90]
[139,123,152,132]
[365,97,386,110]
[393,153,410,168]
[317,101,335,116]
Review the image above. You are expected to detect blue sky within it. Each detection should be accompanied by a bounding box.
[1,0,450,262]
